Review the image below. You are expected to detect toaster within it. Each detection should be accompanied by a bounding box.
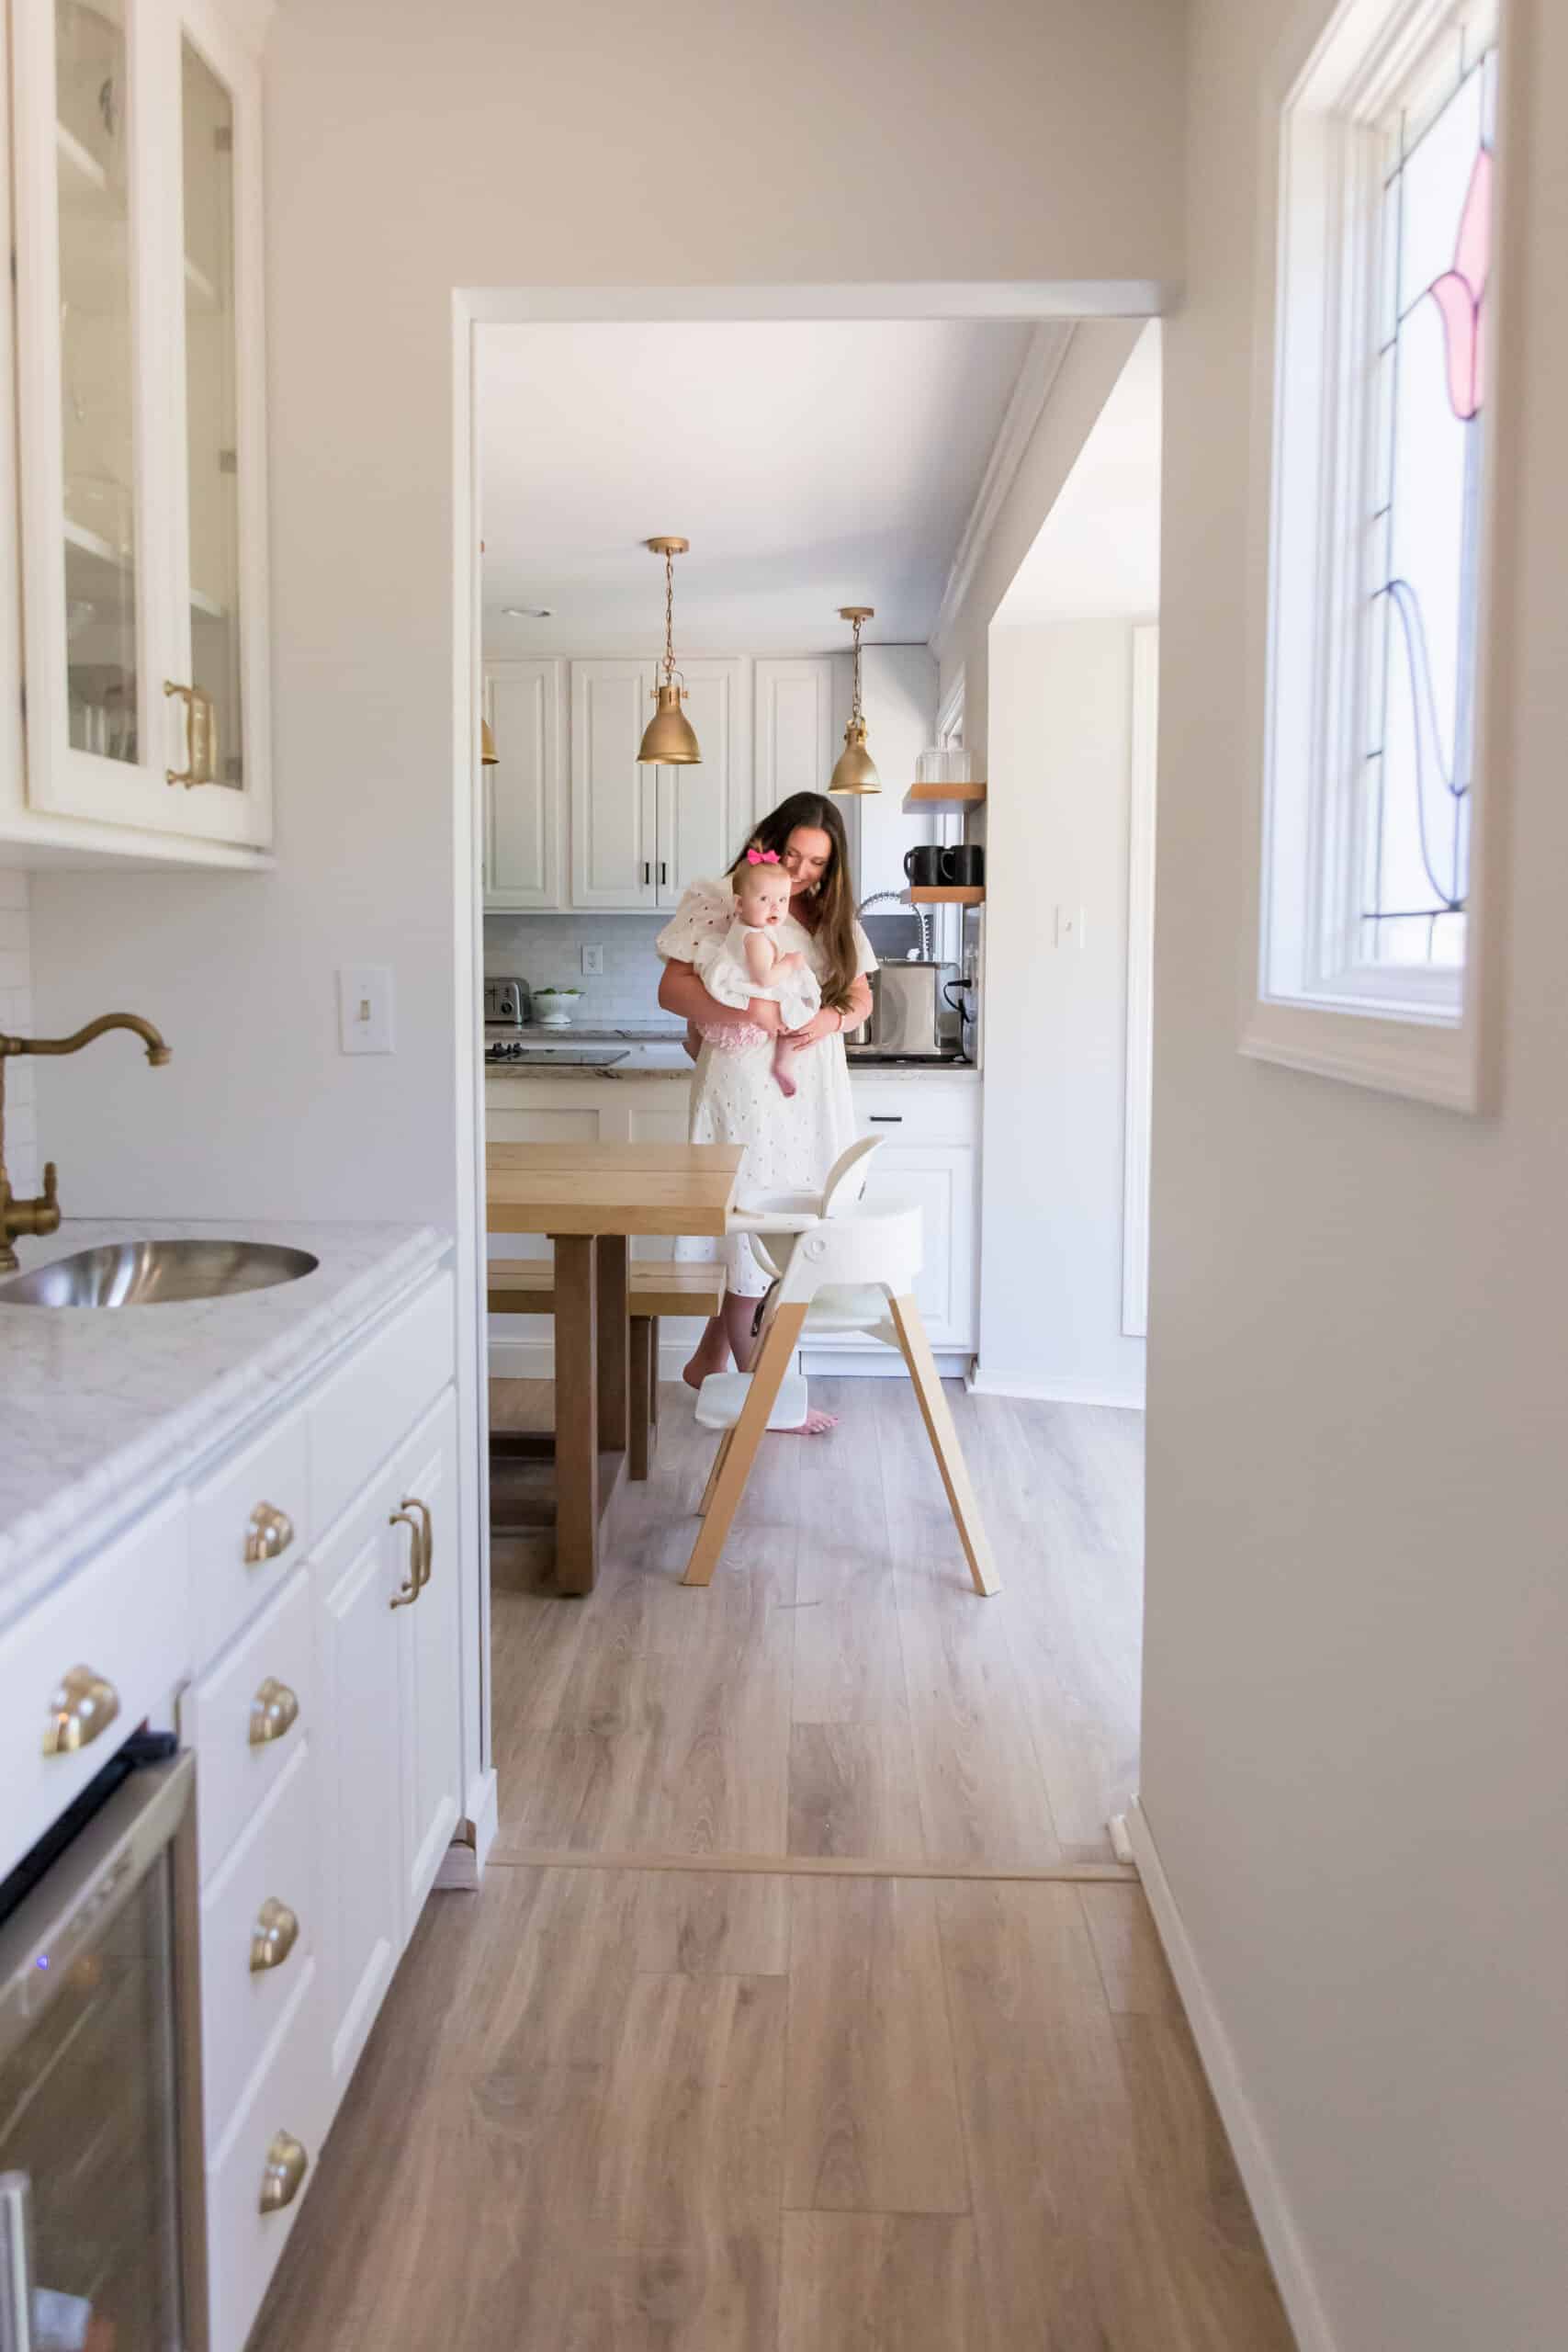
[850,960,959,1058]
[484,977,529,1026]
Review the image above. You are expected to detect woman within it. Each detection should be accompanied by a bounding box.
[656,792,875,1427]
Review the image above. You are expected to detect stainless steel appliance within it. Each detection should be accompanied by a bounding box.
[850,959,960,1059]
[0,1746,202,2352]
[483,977,528,1027]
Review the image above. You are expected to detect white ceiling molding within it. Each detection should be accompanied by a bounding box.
[463,284,1172,326]
[929,322,1076,656]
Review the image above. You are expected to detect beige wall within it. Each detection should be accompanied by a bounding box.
[1143,1,1568,2346]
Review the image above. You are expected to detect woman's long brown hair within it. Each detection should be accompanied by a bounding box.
[732,792,859,1010]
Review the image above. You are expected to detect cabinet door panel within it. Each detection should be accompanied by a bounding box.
[838,1147,977,1351]
[316,1495,402,2093]
[484,660,564,907]
[754,657,834,829]
[570,661,657,906]
[396,1389,462,1925]
[657,657,743,900]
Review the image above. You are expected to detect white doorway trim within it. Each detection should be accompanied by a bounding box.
[1122,621,1158,1338]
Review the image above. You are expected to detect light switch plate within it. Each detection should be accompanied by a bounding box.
[338,965,395,1055]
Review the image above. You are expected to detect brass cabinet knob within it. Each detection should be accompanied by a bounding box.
[250,1897,299,1973]
[258,2130,309,2214]
[41,1665,120,1757]
[389,1505,423,1608]
[244,1501,294,1566]
[249,1677,299,1747]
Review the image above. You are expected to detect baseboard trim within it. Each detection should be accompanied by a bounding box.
[490,1337,697,1382]
[966,1366,1145,1409]
[1122,1796,1338,2352]
[485,1844,1135,1884]
[800,1349,970,1380]
[434,1767,500,1893]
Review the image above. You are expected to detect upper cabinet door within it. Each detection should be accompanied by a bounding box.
[166,0,270,840]
[12,0,270,848]
[483,660,565,909]
[656,656,744,904]
[753,657,834,831]
[570,660,658,908]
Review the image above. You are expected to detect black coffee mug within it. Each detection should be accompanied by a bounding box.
[939,843,985,886]
[903,844,943,885]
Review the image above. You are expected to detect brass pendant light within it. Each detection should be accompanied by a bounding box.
[637,536,702,764]
[829,605,881,796]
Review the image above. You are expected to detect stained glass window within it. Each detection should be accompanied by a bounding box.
[1361,13,1497,969]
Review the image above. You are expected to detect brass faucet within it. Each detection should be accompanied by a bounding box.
[0,1014,172,1272]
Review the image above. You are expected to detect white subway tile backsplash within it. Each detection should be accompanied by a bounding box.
[483,912,671,1024]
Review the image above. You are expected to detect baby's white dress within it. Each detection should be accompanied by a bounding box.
[656,876,877,1299]
[694,911,821,1035]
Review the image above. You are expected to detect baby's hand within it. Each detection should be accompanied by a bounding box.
[774,951,805,976]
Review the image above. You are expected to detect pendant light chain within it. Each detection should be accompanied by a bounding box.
[663,544,677,686]
[851,611,864,724]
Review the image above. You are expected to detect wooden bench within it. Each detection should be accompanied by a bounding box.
[487,1259,725,1479]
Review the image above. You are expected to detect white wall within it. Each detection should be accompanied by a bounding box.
[1142,2,1568,2347]
[0,871,37,1197]
[977,624,1145,1406]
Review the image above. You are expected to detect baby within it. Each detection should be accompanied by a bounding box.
[693,847,821,1095]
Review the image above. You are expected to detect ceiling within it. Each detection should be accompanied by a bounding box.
[994,322,1161,626]
[478,319,1038,658]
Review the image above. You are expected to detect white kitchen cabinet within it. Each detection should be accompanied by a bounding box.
[482,658,565,909]
[396,1387,463,1920]
[754,656,834,821]
[570,656,744,909]
[9,0,272,852]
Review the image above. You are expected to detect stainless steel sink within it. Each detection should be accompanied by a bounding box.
[0,1238,320,1307]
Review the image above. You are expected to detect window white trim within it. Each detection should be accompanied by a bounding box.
[1245,0,1518,1112]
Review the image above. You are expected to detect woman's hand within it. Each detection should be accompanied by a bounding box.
[780,1005,846,1052]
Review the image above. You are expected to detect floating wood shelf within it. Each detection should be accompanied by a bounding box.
[901,780,987,812]
[905,885,986,908]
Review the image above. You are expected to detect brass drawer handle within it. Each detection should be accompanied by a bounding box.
[389,1506,422,1607]
[250,1677,299,1746]
[258,2131,309,2214]
[405,1497,433,1590]
[244,1501,294,1566]
[41,1665,120,1757]
[250,1897,299,1973]
[164,681,217,788]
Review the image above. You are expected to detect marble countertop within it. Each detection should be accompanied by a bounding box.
[486,1052,979,1083]
[0,1218,448,1619]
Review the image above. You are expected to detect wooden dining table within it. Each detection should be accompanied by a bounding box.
[485,1139,745,1594]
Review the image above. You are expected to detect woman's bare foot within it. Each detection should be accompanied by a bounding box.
[779,1406,839,1434]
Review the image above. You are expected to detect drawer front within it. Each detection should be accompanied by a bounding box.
[851,1077,980,1148]
[185,1566,314,1883]
[191,1402,310,1668]
[310,1272,456,1538]
[0,1492,190,1880]
[206,1958,329,2352]
[200,1736,319,2145]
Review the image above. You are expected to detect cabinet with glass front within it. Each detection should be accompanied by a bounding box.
[8,0,269,854]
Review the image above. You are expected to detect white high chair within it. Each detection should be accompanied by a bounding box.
[683,1148,998,1597]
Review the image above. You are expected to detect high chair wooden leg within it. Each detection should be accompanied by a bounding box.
[682,1303,809,1587]
[697,1427,735,1516]
[887,1293,1000,1598]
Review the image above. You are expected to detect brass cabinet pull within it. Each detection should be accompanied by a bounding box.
[244,1501,294,1566]
[250,1677,299,1747]
[389,1509,422,1608]
[250,1897,300,1973]
[164,682,217,787]
[404,1497,433,1590]
[258,2131,309,2214]
[41,1665,120,1757]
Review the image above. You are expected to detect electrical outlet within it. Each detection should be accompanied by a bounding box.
[581,944,604,977]
[338,965,395,1055]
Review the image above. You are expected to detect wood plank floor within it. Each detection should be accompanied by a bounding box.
[252,1377,1294,2351]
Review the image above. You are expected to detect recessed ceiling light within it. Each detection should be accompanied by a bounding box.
[502,605,552,619]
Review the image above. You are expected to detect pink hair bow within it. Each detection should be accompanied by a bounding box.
[746,847,780,865]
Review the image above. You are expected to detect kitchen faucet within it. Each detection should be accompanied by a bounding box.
[0,1013,172,1272]
[857,888,932,960]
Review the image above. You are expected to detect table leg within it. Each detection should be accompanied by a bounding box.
[596,1235,630,1460]
[551,1234,598,1595]
[629,1316,653,1481]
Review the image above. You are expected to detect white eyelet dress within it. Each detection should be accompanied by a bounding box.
[656,877,877,1298]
